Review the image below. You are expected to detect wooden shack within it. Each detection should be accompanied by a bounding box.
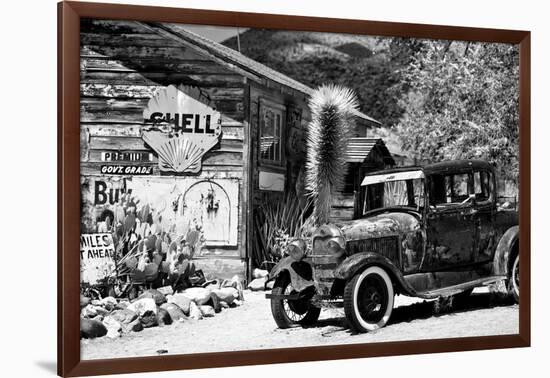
[79,19,380,280]
[331,138,395,221]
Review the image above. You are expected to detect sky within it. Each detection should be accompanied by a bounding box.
[179,24,246,43]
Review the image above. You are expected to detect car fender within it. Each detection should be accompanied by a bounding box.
[334,252,417,296]
[267,256,315,292]
[493,226,519,276]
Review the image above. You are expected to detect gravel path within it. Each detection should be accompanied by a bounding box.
[81,288,519,360]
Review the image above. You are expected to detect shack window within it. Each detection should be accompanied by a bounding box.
[259,103,284,165]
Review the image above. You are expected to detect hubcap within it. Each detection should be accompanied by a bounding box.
[282,284,308,322]
[357,275,388,323]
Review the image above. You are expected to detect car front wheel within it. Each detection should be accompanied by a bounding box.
[270,275,321,329]
[508,253,519,303]
[344,266,394,333]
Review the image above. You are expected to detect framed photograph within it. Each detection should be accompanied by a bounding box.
[58,1,530,376]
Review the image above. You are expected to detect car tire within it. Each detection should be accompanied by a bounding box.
[270,275,321,329]
[507,253,519,303]
[344,266,394,333]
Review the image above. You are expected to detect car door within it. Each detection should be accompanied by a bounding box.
[423,170,476,271]
[472,169,497,263]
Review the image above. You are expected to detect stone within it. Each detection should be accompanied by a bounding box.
[188,301,203,320]
[166,294,191,315]
[80,295,91,308]
[266,280,274,290]
[122,318,143,333]
[138,289,166,306]
[233,299,243,307]
[110,309,138,325]
[80,318,107,339]
[157,308,173,326]
[199,305,215,317]
[100,297,118,311]
[253,268,269,279]
[90,314,104,322]
[81,305,97,318]
[81,304,109,318]
[212,287,238,305]
[160,303,187,322]
[128,298,157,316]
[182,287,212,305]
[102,316,122,338]
[115,300,129,310]
[248,277,267,291]
[140,311,158,328]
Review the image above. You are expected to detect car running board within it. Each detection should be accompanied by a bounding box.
[416,275,506,299]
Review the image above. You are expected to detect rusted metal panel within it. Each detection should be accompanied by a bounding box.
[267,257,315,292]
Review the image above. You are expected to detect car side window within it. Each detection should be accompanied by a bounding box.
[473,170,493,204]
[429,172,472,208]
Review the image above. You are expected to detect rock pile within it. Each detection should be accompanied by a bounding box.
[80,282,243,340]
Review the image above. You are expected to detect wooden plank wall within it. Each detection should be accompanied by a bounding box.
[79,19,246,261]
[249,84,311,207]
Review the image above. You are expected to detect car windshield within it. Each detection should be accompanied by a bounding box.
[361,171,425,214]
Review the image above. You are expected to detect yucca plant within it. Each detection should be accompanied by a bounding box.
[254,194,312,269]
[306,84,359,225]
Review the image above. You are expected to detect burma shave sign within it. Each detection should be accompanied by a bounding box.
[80,233,116,285]
[142,85,222,174]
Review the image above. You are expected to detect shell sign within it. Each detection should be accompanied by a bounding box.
[142,85,222,174]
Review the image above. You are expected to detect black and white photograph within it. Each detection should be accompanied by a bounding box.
[78,18,521,360]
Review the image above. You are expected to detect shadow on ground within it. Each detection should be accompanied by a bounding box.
[305,291,516,334]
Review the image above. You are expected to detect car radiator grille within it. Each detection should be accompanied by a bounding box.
[346,236,400,263]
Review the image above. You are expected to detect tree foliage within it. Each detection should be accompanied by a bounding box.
[223,31,520,185]
[393,41,520,184]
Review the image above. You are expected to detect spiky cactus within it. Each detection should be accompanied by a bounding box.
[306,85,359,225]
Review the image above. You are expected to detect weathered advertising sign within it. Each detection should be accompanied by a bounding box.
[80,233,116,284]
[101,151,154,162]
[100,165,153,175]
[142,85,222,174]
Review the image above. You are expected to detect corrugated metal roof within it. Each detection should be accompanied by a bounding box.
[345,138,394,164]
[145,22,380,125]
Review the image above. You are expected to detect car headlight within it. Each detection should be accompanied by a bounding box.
[287,239,307,261]
[326,236,346,255]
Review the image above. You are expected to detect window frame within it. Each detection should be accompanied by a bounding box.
[258,98,286,168]
[427,169,475,211]
[472,169,495,206]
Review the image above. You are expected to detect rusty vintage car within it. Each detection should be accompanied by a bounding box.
[266,160,519,333]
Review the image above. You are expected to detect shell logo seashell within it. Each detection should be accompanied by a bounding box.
[142,85,222,174]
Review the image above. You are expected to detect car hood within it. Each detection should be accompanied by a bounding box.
[337,210,422,240]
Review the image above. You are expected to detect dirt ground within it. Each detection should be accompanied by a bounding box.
[81,287,519,360]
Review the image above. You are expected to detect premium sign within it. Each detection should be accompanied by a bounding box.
[142,85,222,174]
[80,233,116,284]
[101,151,153,162]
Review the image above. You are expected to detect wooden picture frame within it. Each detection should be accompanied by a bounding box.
[58,1,530,376]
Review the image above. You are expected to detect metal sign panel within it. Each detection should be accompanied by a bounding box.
[142,85,222,174]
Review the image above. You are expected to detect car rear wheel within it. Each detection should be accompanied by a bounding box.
[270,275,321,329]
[508,253,519,303]
[344,266,394,333]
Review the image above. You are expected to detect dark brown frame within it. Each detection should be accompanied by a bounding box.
[58,1,531,376]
